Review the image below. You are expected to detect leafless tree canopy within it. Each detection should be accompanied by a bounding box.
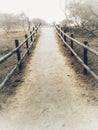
[63,0,98,36]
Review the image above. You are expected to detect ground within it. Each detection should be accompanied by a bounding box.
[0,27,98,130]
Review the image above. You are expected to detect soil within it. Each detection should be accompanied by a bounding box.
[0,27,98,130]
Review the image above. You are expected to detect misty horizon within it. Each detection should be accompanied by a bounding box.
[0,0,65,23]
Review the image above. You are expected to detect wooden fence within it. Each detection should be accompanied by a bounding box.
[55,24,98,81]
[0,23,40,89]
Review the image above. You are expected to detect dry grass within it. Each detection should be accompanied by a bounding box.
[0,28,41,109]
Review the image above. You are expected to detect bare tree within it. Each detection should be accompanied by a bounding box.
[64,0,98,36]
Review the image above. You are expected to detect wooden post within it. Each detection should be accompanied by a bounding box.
[70,34,74,56]
[33,27,35,31]
[15,39,22,69]
[61,27,62,37]
[83,41,88,75]
[30,31,33,42]
[34,27,37,37]
[36,27,37,33]
[25,34,30,55]
[34,25,37,34]
[64,28,67,47]
[58,25,60,36]
[33,32,35,42]
[33,27,35,38]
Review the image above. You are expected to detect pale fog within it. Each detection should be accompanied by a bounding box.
[0,0,97,23]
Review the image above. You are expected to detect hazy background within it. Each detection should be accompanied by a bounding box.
[0,0,65,23]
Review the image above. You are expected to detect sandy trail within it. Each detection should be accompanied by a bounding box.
[0,27,98,130]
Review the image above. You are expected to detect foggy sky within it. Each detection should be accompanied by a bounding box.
[0,0,65,23]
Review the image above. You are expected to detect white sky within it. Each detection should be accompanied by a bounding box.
[0,0,65,23]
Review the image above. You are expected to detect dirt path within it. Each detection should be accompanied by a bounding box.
[0,27,98,130]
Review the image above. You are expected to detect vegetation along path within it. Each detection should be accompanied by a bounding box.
[0,27,98,130]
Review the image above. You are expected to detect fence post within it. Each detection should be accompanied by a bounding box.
[30,31,33,42]
[15,39,22,69]
[33,32,35,42]
[32,27,35,40]
[35,25,37,34]
[36,26,38,33]
[70,34,74,56]
[83,41,88,75]
[33,27,35,31]
[58,25,60,37]
[64,28,67,47]
[25,34,30,55]
[61,27,62,37]
[34,27,37,37]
